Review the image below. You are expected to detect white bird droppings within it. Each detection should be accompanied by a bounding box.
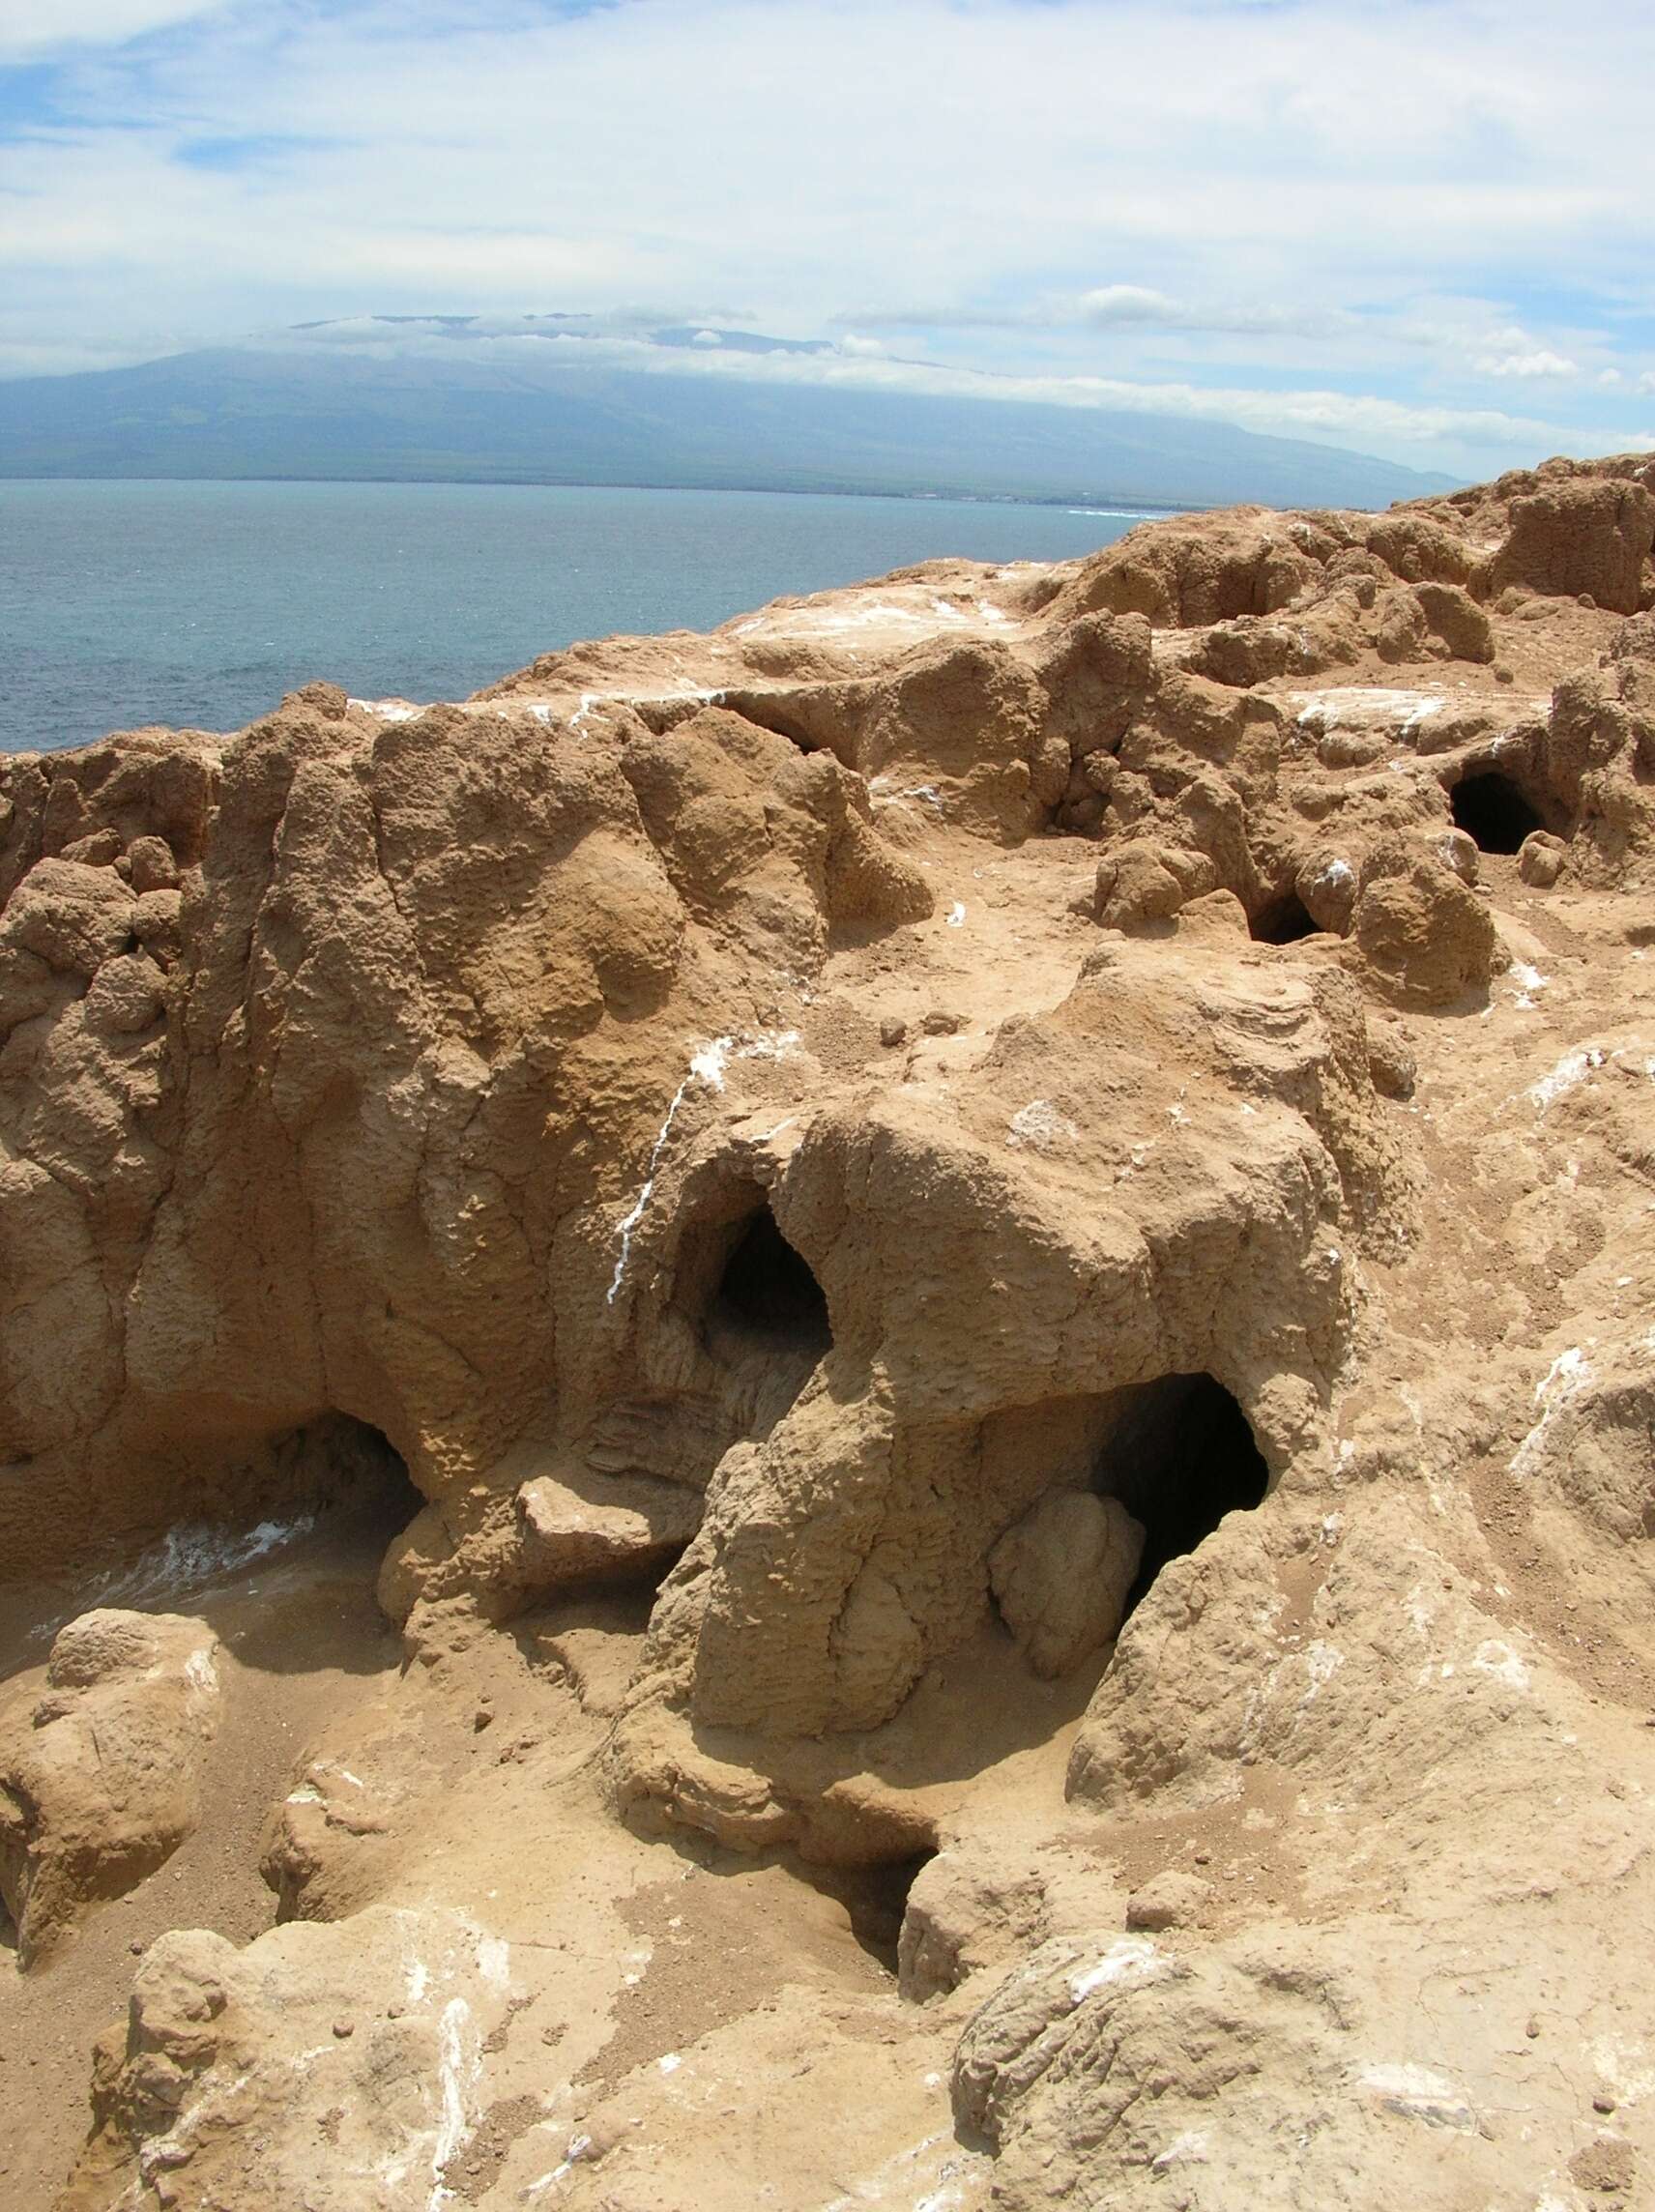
[1068,1936,1165,2005]
[1006,1099,1078,1150]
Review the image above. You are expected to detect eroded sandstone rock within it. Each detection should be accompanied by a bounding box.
[0,1609,219,1964]
[8,453,1655,2211]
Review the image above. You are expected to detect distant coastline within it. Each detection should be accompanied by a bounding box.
[0,471,1199,516]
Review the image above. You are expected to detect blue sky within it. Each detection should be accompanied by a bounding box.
[1,0,1650,478]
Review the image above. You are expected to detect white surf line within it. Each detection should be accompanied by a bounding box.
[605,1032,799,1303]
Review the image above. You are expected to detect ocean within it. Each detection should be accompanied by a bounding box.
[0,480,1147,755]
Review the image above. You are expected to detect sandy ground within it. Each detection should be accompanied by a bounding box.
[0,1504,408,2204]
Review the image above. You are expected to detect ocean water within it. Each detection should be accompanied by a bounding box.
[0,480,1147,755]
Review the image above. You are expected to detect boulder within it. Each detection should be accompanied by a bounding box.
[0,1610,220,1964]
[988,1491,1146,1677]
[516,1472,701,1592]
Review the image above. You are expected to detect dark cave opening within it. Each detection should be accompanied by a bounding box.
[189,1416,422,1671]
[1096,1372,1271,1597]
[249,1412,423,1544]
[806,1848,938,1974]
[1250,890,1320,946]
[667,1190,834,1431]
[707,1203,832,1364]
[329,1417,425,1540]
[1450,771,1546,855]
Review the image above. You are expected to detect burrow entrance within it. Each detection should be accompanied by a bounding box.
[1097,1372,1270,1595]
[1450,771,1546,855]
[803,1848,938,1973]
[671,1187,833,1430]
[104,1414,423,1623]
[986,1371,1270,1641]
[223,1412,423,1551]
[710,1207,832,1357]
[1250,890,1320,946]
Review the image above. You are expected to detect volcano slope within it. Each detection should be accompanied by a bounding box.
[4,452,1655,2210]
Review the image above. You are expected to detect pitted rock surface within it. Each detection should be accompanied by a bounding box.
[5,454,1655,2211]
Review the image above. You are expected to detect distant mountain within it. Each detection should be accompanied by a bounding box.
[0,320,1455,510]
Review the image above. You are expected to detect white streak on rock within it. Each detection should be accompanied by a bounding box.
[348,697,424,721]
[476,1935,510,1991]
[606,1033,800,1303]
[1006,1099,1078,1150]
[605,1072,699,1305]
[1509,961,1549,1009]
[1510,1346,1595,1477]
[1357,2062,1476,2130]
[1472,1639,1531,1691]
[1151,2130,1210,2169]
[1300,1641,1344,1705]
[36,1515,320,1641]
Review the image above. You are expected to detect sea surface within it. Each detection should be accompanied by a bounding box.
[0,480,1148,754]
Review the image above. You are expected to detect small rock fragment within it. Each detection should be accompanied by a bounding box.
[1518,831,1567,888]
[1124,1872,1211,1932]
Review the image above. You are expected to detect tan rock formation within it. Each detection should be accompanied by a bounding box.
[4,452,1655,2210]
[0,1611,220,1965]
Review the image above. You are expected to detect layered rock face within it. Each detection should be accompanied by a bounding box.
[5,453,1655,2210]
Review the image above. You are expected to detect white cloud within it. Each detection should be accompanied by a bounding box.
[1079,286,1181,327]
[1476,348,1581,379]
[3,0,1655,477]
[0,0,225,58]
[1074,286,1354,339]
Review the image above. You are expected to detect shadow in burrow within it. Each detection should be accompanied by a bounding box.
[1448,766,1549,855]
[5,1414,421,1682]
[627,1815,940,1979]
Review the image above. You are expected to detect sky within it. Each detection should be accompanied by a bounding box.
[1,0,1651,479]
